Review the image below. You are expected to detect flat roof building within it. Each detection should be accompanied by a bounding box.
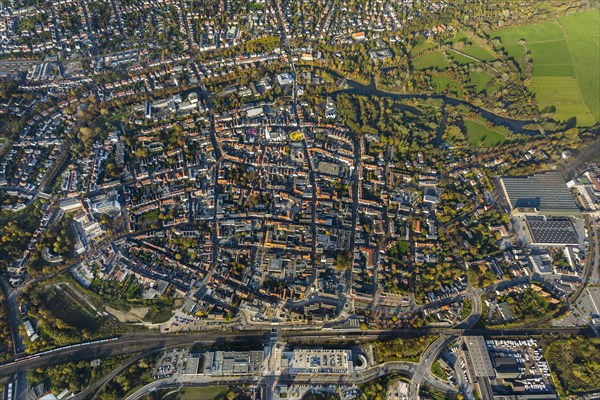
[281,349,353,375]
[59,198,83,212]
[499,172,579,216]
[204,350,264,376]
[183,356,200,375]
[464,336,495,378]
[277,73,294,86]
[316,161,340,176]
[494,357,520,380]
[525,216,578,246]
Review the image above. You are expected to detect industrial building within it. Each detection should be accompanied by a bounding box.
[524,216,579,246]
[461,338,559,400]
[499,172,580,216]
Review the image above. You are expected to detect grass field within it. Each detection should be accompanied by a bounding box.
[501,43,526,62]
[393,241,409,255]
[528,40,572,66]
[464,119,507,147]
[492,20,564,45]
[448,50,474,64]
[445,30,468,45]
[431,74,461,97]
[460,44,496,61]
[560,10,600,124]
[532,64,575,77]
[491,10,599,125]
[413,51,448,70]
[164,387,230,400]
[411,39,437,54]
[469,70,494,93]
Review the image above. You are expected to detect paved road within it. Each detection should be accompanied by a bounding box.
[0,276,28,400]
[70,351,157,400]
[590,221,600,284]
[407,285,481,399]
[1,325,595,377]
[567,217,599,315]
[124,359,453,400]
[408,335,456,399]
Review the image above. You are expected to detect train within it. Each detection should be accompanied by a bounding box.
[6,337,120,365]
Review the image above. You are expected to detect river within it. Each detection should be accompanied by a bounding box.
[307,66,546,135]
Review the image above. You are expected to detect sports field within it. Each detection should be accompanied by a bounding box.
[491,10,599,125]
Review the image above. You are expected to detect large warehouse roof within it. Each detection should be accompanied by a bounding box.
[500,172,579,215]
[525,216,579,246]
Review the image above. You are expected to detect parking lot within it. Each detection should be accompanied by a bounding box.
[486,339,555,393]
[153,349,186,379]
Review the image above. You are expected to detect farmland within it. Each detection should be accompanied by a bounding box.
[491,10,599,125]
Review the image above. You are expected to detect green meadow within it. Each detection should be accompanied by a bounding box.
[491,10,600,125]
[460,44,496,61]
[445,30,468,45]
[411,39,438,54]
[560,10,600,124]
[448,50,475,64]
[431,74,462,97]
[469,70,494,93]
[464,119,507,147]
[413,51,449,70]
